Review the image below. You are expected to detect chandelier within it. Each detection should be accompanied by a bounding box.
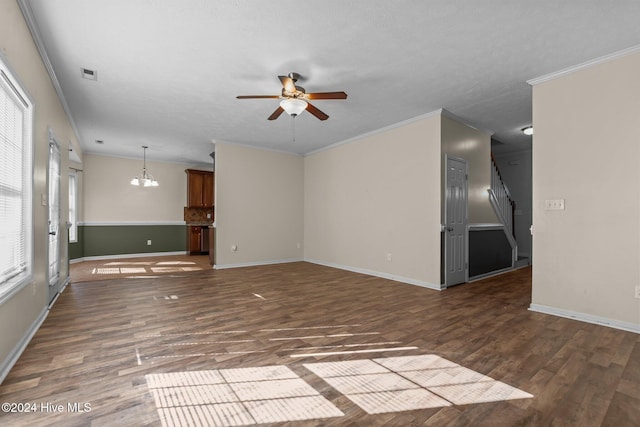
[130,145,159,187]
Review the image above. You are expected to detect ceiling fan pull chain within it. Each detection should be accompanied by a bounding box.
[292,116,296,142]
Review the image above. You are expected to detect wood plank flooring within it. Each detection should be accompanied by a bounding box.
[1,262,638,426]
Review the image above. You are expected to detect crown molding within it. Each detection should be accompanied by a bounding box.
[440,108,495,136]
[214,140,303,158]
[305,109,443,156]
[17,0,82,148]
[527,44,640,86]
[305,108,495,157]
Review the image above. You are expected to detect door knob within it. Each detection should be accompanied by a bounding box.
[446,226,454,232]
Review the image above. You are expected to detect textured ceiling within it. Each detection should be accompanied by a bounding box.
[19,0,640,164]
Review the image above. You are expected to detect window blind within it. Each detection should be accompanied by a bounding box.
[0,64,33,290]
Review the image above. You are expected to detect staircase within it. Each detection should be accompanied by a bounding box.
[488,154,517,267]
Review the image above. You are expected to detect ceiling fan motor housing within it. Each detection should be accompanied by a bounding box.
[288,72,301,82]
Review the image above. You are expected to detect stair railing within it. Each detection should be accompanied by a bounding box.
[488,153,517,267]
[489,154,516,236]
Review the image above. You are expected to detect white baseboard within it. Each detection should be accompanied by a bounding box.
[468,266,515,282]
[214,258,304,270]
[70,251,188,264]
[529,304,639,334]
[0,307,48,385]
[305,259,443,291]
[215,258,443,291]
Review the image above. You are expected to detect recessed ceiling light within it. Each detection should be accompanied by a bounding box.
[521,126,533,136]
[81,68,97,80]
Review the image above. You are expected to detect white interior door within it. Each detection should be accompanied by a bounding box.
[48,138,61,299]
[445,156,468,287]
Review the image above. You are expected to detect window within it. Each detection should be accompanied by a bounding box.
[68,172,77,242]
[0,55,33,302]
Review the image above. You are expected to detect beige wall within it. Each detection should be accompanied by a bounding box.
[0,0,79,375]
[304,115,442,287]
[441,114,497,224]
[82,154,194,222]
[215,143,304,267]
[531,51,640,329]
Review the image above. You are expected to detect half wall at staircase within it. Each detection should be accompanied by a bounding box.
[440,113,513,283]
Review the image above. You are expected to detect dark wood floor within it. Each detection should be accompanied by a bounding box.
[0,262,638,426]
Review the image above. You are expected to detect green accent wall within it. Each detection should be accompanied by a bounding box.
[69,226,85,260]
[70,224,187,259]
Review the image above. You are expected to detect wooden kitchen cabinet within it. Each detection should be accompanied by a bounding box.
[186,169,214,208]
[185,169,214,255]
[208,226,215,265]
[188,226,209,255]
[202,173,213,207]
[188,226,201,254]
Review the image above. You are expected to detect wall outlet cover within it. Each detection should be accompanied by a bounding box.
[544,199,565,210]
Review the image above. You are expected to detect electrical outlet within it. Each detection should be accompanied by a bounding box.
[635,285,640,299]
[544,199,565,210]
[147,240,152,245]
[386,253,392,261]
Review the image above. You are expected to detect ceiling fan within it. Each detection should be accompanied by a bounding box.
[236,72,347,121]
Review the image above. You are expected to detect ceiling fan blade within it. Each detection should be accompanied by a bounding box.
[306,102,329,121]
[267,106,285,120]
[236,95,280,99]
[278,75,296,93]
[306,91,348,100]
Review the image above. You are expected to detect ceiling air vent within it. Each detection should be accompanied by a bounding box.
[81,68,97,80]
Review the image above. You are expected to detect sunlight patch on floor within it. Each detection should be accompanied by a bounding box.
[146,355,533,426]
[304,355,533,414]
[104,261,154,266]
[146,366,343,427]
[156,261,197,266]
[91,266,204,276]
[151,266,203,273]
[93,267,146,275]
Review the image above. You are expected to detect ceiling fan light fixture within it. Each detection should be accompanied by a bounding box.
[280,98,307,116]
